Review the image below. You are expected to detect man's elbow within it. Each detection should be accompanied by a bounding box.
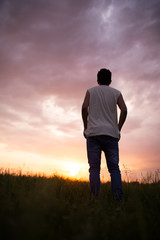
[121,107,127,115]
[124,107,127,113]
[82,103,88,111]
[82,106,88,115]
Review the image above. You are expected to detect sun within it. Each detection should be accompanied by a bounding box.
[67,162,81,177]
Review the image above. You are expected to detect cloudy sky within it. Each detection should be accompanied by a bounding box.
[0,0,160,180]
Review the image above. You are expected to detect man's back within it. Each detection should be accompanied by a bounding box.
[85,85,120,139]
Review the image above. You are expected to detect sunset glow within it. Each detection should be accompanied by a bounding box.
[66,162,81,177]
[0,0,160,181]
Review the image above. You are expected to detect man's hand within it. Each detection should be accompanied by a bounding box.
[83,130,87,139]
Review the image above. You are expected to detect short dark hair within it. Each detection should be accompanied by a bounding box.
[97,68,112,85]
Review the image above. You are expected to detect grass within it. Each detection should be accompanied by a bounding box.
[0,171,160,240]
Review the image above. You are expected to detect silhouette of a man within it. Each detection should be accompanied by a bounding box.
[82,68,127,201]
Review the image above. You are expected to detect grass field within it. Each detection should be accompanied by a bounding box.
[0,171,160,240]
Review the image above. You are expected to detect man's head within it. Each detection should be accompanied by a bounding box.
[97,68,112,85]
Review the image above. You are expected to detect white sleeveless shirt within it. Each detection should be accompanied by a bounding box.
[85,85,121,139]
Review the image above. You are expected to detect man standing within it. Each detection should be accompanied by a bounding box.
[81,68,127,201]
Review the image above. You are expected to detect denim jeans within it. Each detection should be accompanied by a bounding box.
[87,135,123,200]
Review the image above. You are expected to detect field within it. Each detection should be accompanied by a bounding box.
[0,171,160,240]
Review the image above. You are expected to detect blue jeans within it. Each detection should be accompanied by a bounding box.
[87,135,123,200]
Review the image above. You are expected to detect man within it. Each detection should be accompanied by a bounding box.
[81,68,127,201]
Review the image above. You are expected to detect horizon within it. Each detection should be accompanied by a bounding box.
[0,166,159,184]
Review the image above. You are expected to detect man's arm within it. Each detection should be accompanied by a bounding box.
[117,93,127,131]
[81,91,90,130]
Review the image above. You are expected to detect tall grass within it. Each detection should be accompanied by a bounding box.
[0,170,160,240]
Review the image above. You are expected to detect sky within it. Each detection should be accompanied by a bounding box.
[0,0,160,181]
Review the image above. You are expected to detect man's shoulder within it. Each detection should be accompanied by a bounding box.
[108,86,121,94]
[88,86,121,94]
[87,86,98,92]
